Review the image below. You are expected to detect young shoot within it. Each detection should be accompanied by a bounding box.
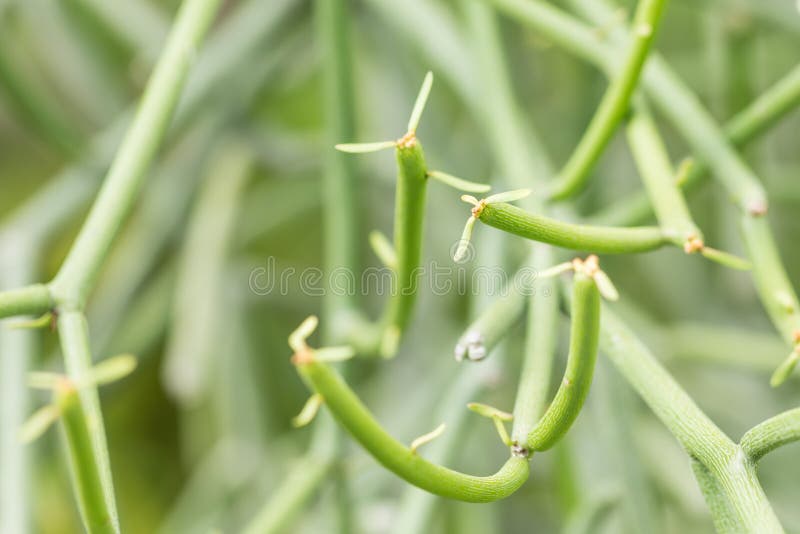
[467,402,514,447]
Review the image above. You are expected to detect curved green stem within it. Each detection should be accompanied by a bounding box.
[295,359,530,502]
[740,408,800,463]
[478,202,667,254]
[0,283,53,320]
[49,0,222,309]
[527,273,600,451]
[548,0,669,200]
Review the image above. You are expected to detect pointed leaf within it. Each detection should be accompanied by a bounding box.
[467,402,513,421]
[292,394,323,428]
[427,170,491,193]
[19,404,61,443]
[314,346,356,363]
[770,352,799,388]
[536,262,574,279]
[674,158,694,187]
[453,216,477,263]
[410,423,446,454]
[8,312,53,330]
[369,230,397,269]
[460,194,480,206]
[84,354,137,388]
[593,270,620,301]
[493,418,512,446]
[485,189,532,205]
[407,71,434,133]
[700,247,752,271]
[27,372,63,390]
[334,141,396,153]
[289,316,319,352]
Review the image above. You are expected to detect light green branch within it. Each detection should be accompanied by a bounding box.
[548,0,669,200]
[740,408,800,463]
[0,283,53,320]
[691,458,743,534]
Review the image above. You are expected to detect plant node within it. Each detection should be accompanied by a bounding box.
[397,131,417,149]
[683,234,704,254]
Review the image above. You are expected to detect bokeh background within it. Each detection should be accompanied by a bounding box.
[0,0,799,532]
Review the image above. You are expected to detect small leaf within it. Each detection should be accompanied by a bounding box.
[460,194,480,206]
[700,247,752,271]
[485,189,532,205]
[410,423,446,454]
[453,217,477,263]
[369,230,397,269]
[593,270,620,301]
[770,352,799,388]
[407,71,434,133]
[335,141,396,153]
[19,404,61,443]
[467,402,513,421]
[537,262,574,279]
[292,394,323,428]
[83,354,137,388]
[8,312,52,330]
[27,372,63,390]
[493,418,512,447]
[427,170,491,193]
[674,158,694,187]
[289,316,319,352]
[314,346,356,363]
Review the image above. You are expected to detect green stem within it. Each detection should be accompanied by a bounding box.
[0,283,53,320]
[625,100,700,241]
[478,202,667,254]
[56,385,116,534]
[295,360,530,502]
[740,408,800,463]
[548,0,670,200]
[49,0,222,309]
[57,310,119,534]
[691,459,742,534]
[527,273,600,451]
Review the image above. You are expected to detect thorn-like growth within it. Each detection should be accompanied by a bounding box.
[292,394,323,428]
[407,71,434,134]
[410,422,446,454]
[468,402,513,446]
[427,170,491,193]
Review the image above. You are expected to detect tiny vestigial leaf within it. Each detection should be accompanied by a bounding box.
[700,247,752,271]
[19,404,61,444]
[427,170,491,193]
[8,312,52,330]
[84,354,138,388]
[27,372,63,390]
[407,71,434,133]
[493,418,512,447]
[674,158,694,187]
[485,189,532,205]
[770,352,799,388]
[291,394,323,428]
[467,402,513,421]
[289,316,319,352]
[335,141,396,153]
[410,423,446,454]
[380,326,401,359]
[453,216,477,263]
[593,270,620,301]
[460,194,480,207]
[537,262,574,279]
[314,346,356,363]
[369,230,397,269]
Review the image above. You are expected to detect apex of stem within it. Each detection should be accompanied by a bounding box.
[682,233,752,271]
[288,316,356,365]
[453,190,532,262]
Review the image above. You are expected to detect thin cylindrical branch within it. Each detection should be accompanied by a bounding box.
[691,459,743,534]
[50,0,223,309]
[625,101,700,242]
[0,283,53,320]
[57,310,119,533]
[548,0,669,200]
[740,408,800,463]
[454,281,526,362]
[382,142,428,342]
[478,202,667,254]
[56,386,117,534]
[295,359,530,502]
[527,272,600,451]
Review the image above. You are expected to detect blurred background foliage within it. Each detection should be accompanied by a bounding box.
[0,0,799,532]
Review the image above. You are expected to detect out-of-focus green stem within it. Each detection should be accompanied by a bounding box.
[49,0,222,309]
[295,359,530,502]
[740,408,800,462]
[547,0,669,201]
[478,202,667,254]
[527,273,600,451]
[0,283,53,320]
